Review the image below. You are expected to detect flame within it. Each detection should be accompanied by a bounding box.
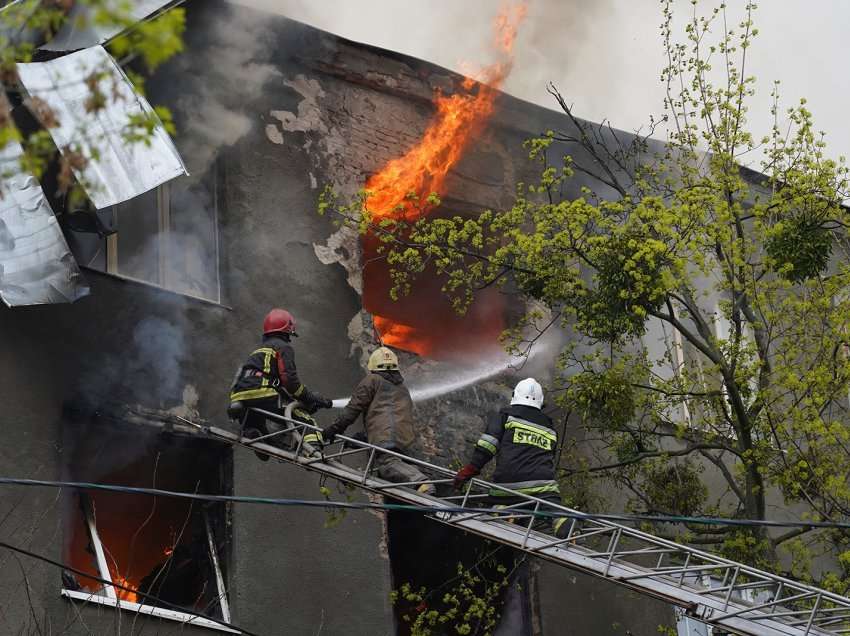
[363,2,528,358]
[364,2,527,221]
[65,484,196,608]
[112,574,139,604]
[373,316,427,354]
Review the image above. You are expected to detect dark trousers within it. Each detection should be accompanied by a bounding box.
[241,398,297,448]
[486,493,567,535]
[241,397,320,453]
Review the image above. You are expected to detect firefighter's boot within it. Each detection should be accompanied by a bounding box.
[243,427,269,462]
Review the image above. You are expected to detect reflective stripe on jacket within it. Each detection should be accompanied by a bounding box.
[230,335,317,404]
[469,404,560,494]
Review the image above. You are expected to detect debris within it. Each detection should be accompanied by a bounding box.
[17,45,187,209]
[0,138,88,306]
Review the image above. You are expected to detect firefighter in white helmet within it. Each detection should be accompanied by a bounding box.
[323,347,436,495]
[453,378,567,536]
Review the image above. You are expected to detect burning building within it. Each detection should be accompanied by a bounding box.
[0,1,678,634]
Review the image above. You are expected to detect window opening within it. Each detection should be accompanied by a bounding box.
[644,310,693,426]
[65,169,221,303]
[387,506,532,635]
[62,422,232,631]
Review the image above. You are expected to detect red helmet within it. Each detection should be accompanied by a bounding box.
[263,308,297,336]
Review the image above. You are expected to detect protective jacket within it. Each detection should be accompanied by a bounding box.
[229,334,326,407]
[327,371,415,450]
[469,404,560,498]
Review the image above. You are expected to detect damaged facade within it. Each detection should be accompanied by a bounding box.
[0,1,676,634]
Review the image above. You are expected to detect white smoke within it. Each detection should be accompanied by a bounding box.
[229,0,849,173]
[174,6,282,173]
[331,318,566,407]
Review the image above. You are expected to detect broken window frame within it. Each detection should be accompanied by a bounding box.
[643,308,694,427]
[61,492,234,634]
[656,311,694,426]
[92,177,223,305]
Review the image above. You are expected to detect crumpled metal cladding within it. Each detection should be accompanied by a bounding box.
[0,141,88,307]
[16,45,188,210]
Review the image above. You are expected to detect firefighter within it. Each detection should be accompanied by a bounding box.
[453,378,567,536]
[322,347,435,495]
[228,308,332,459]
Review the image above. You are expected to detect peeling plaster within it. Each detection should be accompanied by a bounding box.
[273,76,327,133]
[265,65,527,470]
[313,224,362,294]
[263,74,363,293]
[265,124,284,145]
[366,492,390,559]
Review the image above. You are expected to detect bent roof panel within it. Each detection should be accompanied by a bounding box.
[16,46,187,209]
[39,0,177,52]
[0,140,89,307]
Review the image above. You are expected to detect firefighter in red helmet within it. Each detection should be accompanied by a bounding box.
[229,308,332,459]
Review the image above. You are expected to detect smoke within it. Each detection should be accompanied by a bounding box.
[226,0,648,131]
[72,195,215,410]
[331,316,567,407]
[173,6,282,173]
[232,0,615,108]
[74,311,188,408]
[128,317,186,395]
[228,0,850,172]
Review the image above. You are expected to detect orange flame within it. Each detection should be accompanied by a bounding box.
[364,2,528,357]
[365,2,527,222]
[112,574,139,604]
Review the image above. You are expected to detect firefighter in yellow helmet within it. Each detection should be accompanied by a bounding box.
[323,347,435,495]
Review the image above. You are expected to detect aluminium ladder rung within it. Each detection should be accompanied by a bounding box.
[189,405,850,636]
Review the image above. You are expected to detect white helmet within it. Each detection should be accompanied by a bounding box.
[511,378,544,409]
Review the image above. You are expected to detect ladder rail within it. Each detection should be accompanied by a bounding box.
[208,404,850,636]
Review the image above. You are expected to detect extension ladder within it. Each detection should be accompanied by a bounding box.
[189,405,850,636]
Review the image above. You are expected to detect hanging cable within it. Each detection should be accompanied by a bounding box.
[0,476,847,531]
[0,539,260,636]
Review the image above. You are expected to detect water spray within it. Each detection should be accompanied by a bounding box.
[330,331,559,408]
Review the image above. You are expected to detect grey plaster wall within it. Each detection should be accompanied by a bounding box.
[536,561,676,635]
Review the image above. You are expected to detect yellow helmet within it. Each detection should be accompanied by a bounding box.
[368,346,399,371]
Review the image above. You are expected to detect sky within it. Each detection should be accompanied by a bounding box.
[232,0,850,171]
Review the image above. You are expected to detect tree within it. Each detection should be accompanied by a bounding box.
[321,0,850,588]
[1,0,185,204]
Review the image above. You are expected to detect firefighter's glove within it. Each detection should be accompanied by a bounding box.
[322,422,345,445]
[453,464,480,490]
[318,396,333,410]
[343,430,368,449]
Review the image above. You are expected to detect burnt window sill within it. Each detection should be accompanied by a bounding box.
[80,266,232,310]
[61,589,239,634]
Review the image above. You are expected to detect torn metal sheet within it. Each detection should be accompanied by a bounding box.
[17,46,187,209]
[39,1,177,52]
[0,140,89,307]
[0,0,49,49]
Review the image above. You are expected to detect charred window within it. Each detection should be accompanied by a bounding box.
[65,169,221,304]
[61,418,232,629]
[387,507,533,635]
